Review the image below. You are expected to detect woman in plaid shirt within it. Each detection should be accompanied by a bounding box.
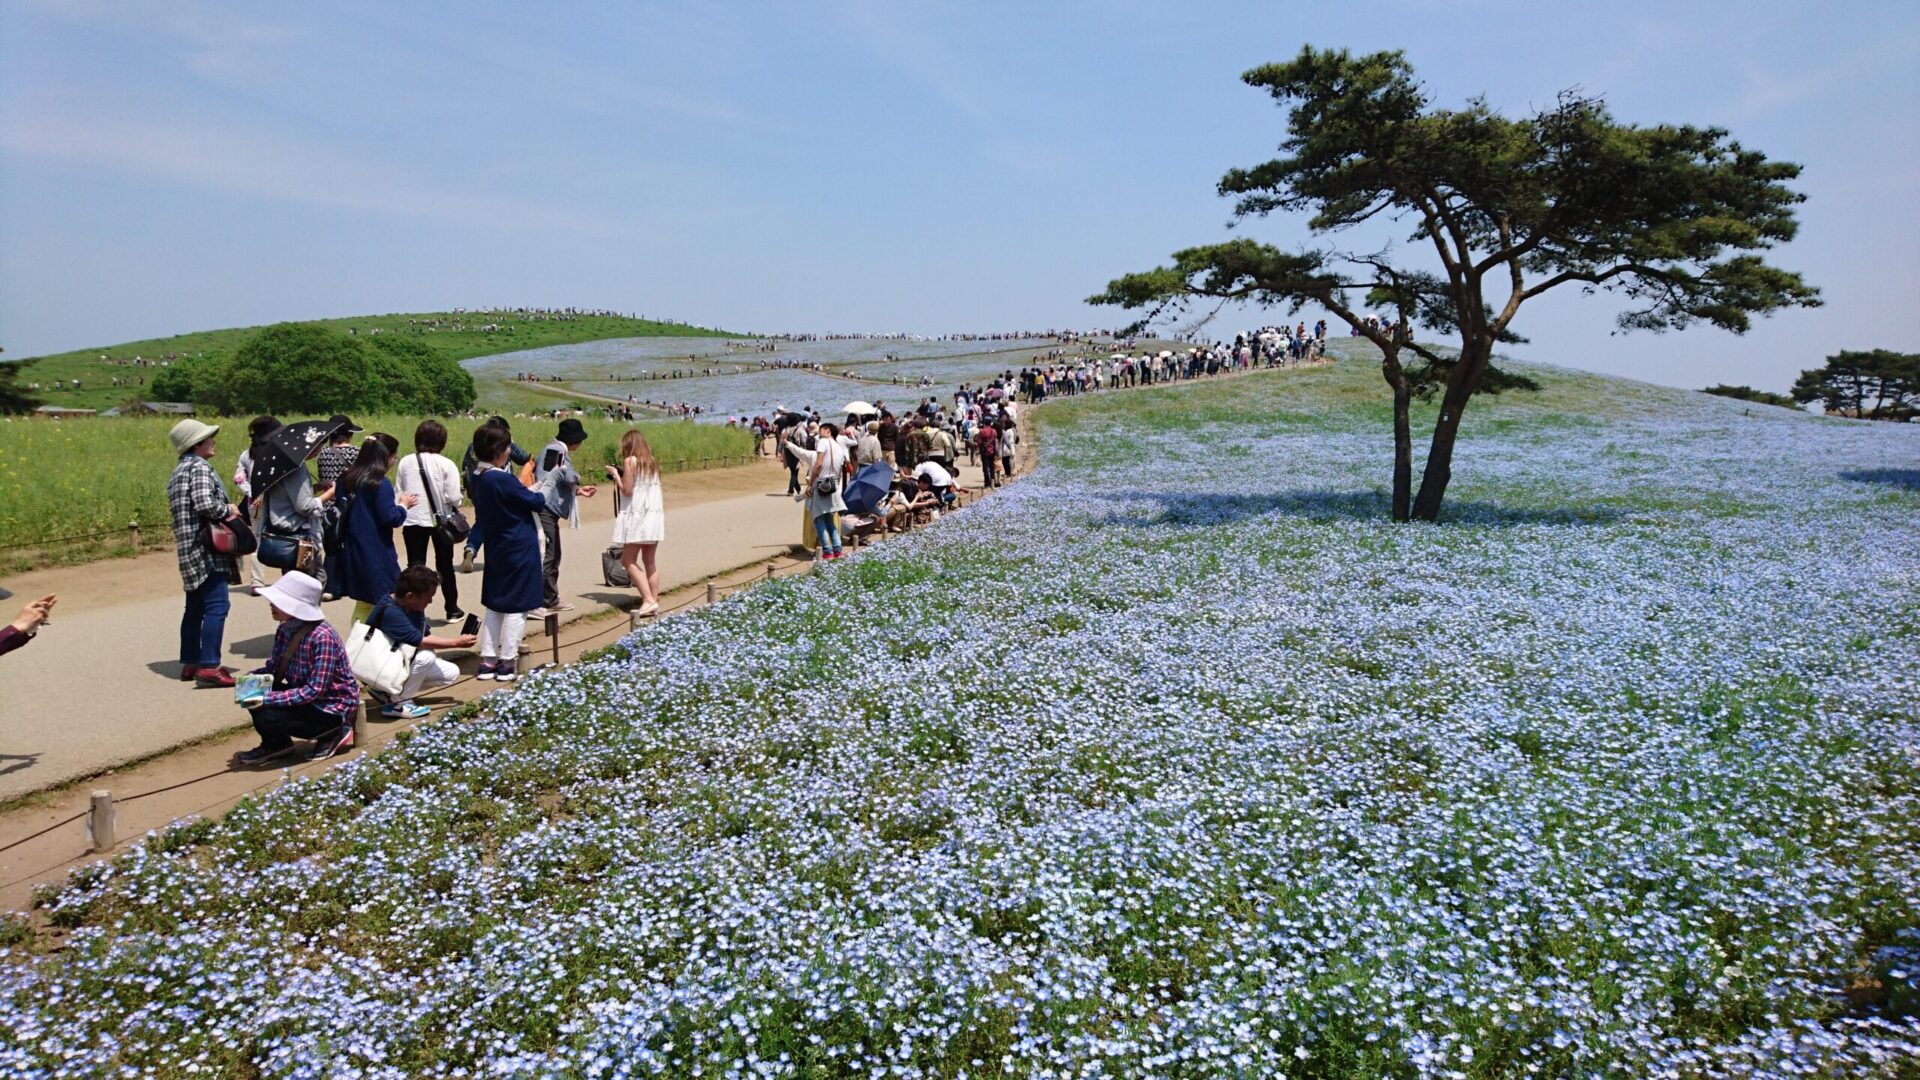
[234,571,361,764]
[167,420,241,688]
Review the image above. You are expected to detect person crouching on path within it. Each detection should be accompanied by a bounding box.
[233,571,359,764]
[606,428,665,617]
[167,419,243,688]
[362,566,476,719]
[468,422,547,682]
[334,436,416,625]
[533,418,595,617]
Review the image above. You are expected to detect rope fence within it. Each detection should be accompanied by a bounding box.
[0,557,801,894]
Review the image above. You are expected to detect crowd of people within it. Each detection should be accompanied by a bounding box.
[66,329,1325,767]
[163,410,665,765]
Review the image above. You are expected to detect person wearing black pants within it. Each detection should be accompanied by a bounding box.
[251,702,347,751]
[537,507,564,609]
[403,525,459,619]
[397,421,465,619]
[531,419,595,615]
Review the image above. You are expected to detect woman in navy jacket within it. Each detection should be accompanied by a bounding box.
[333,437,416,622]
[468,422,548,682]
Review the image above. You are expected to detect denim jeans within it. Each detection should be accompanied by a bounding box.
[179,573,230,668]
[813,513,841,555]
[465,514,486,556]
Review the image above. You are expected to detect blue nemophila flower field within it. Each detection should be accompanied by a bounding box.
[2,356,1917,1077]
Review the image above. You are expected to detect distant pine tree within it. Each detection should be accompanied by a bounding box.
[1701,384,1800,409]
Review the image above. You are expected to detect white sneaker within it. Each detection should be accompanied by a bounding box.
[528,607,551,619]
[552,601,575,612]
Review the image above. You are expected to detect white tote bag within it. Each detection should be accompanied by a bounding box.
[347,609,417,698]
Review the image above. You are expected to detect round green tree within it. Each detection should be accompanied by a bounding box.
[365,333,476,413]
[214,323,384,415]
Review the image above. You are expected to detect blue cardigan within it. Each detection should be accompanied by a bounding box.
[470,465,548,614]
[334,478,408,603]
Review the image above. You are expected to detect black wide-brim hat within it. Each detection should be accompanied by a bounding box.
[556,418,589,444]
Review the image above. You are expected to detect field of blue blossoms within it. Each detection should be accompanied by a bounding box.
[2,354,1917,1078]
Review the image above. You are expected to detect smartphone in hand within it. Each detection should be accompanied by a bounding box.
[462,613,480,637]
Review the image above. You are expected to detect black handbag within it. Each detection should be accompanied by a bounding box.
[418,457,471,544]
[256,531,317,573]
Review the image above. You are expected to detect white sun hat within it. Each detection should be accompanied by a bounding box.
[260,570,325,622]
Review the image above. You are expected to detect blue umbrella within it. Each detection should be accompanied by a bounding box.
[842,462,895,516]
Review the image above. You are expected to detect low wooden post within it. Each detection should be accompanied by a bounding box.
[127,520,141,549]
[88,791,114,853]
[351,700,364,742]
[705,580,717,606]
[546,612,561,668]
[628,609,640,632]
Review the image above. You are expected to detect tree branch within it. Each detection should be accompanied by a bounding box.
[1517,262,1678,303]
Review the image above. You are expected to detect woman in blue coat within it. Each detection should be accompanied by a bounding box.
[468,422,548,682]
[333,437,416,623]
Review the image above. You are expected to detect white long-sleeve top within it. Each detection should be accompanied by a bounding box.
[394,452,463,528]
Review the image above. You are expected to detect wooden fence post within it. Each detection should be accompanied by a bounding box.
[88,791,115,852]
[546,612,561,668]
[705,580,717,606]
[128,520,141,549]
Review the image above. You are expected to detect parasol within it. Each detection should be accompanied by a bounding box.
[248,419,346,498]
[841,462,896,516]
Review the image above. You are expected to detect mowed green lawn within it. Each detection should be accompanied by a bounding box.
[0,413,751,573]
[7,311,742,413]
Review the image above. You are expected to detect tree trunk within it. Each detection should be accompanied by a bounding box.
[1410,342,1488,522]
[1383,354,1412,521]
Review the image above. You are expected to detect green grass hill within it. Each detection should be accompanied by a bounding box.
[6,310,744,413]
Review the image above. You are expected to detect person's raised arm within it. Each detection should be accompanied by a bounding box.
[503,472,550,512]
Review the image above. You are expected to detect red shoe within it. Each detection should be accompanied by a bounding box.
[180,665,198,682]
[195,667,236,689]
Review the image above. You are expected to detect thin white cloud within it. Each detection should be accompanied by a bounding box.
[1,109,610,235]
[18,0,298,84]
[827,0,994,124]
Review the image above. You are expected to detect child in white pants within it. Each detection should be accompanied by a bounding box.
[477,610,526,683]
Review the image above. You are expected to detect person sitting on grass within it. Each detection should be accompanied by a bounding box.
[361,565,477,719]
[234,571,359,765]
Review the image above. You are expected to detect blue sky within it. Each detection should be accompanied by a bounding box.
[2,0,1916,392]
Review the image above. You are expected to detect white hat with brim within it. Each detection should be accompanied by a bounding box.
[168,418,221,456]
[260,571,325,622]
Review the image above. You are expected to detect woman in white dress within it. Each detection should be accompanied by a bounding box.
[606,429,665,616]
